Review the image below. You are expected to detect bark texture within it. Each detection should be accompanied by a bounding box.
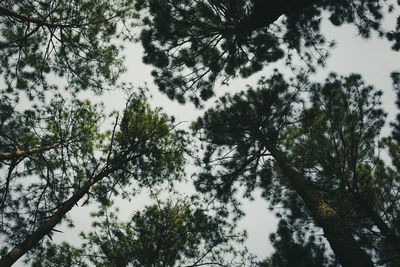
[267,145,374,267]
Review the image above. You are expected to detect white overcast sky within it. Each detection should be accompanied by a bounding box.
[13,5,400,266]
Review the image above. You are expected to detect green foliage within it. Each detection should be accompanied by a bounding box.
[0,94,188,262]
[279,74,400,264]
[191,71,301,207]
[0,95,104,250]
[0,3,194,264]
[287,73,386,189]
[0,0,137,100]
[260,220,338,267]
[92,95,188,206]
[192,72,400,265]
[2,1,400,265]
[31,242,85,267]
[390,71,400,143]
[388,15,400,51]
[32,198,250,266]
[135,0,396,105]
[270,73,400,265]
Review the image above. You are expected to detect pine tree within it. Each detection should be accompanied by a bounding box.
[191,72,400,266]
[31,197,251,266]
[0,95,187,266]
[0,0,137,99]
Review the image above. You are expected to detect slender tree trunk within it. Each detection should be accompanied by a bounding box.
[0,164,118,267]
[267,145,374,267]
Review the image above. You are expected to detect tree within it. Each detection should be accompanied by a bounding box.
[0,94,104,248]
[259,220,338,267]
[0,2,194,266]
[191,71,400,266]
[135,0,398,105]
[0,0,137,99]
[31,197,252,267]
[1,1,398,266]
[0,95,187,266]
[280,73,400,264]
[253,72,400,266]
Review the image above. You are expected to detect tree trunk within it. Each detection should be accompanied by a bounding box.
[267,145,374,267]
[0,164,117,267]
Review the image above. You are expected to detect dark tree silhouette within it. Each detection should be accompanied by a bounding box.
[135,0,397,105]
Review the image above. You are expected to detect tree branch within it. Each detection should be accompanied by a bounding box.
[0,140,68,161]
[0,4,62,28]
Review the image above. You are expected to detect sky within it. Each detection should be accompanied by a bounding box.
[12,5,400,266]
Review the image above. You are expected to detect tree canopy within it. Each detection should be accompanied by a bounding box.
[192,72,399,266]
[0,94,188,266]
[1,0,400,266]
[259,219,338,267]
[135,0,399,105]
[31,197,252,267]
[0,0,137,100]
